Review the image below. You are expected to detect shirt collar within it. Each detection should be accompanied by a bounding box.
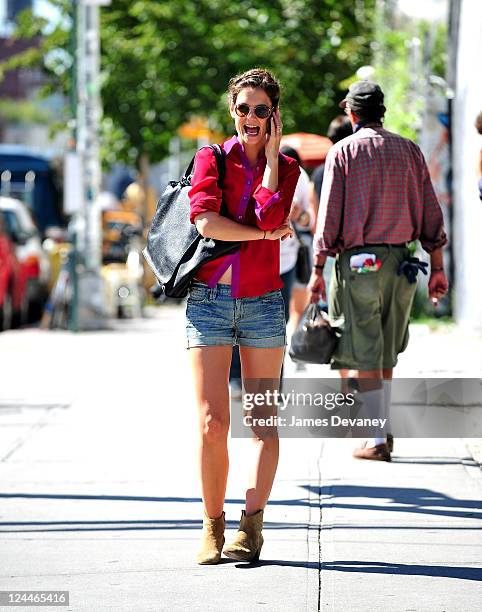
[222,135,266,163]
[222,135,239,155]
[353,121,383,133]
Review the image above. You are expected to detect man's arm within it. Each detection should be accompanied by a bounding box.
[418,154,449,303]
[427,247,449,305]
[308,252,328,303]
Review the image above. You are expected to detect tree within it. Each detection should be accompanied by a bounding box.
[1,0,377,168]
[369,2,448,141]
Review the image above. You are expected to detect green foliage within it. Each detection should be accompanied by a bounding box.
[1,0,377,167]
[0,98,49,123]
[424,20,447,78]
[370,8,447,141]
[100,0,377,165]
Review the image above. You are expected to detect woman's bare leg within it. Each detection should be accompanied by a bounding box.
[189,346,232,518]
[239,346,285,515]
[289,286,310,333]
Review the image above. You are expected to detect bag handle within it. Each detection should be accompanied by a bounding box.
[208,144,226,189]
[182,144,226,188]
[304,302,328,326]
[208,144,229,217]
[291,221,305,248]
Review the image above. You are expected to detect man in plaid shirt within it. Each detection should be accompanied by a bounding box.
[309,81,449,461]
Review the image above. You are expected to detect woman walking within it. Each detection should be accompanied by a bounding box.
[187,68,300,564]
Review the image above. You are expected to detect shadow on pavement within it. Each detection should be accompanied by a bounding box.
[320,560,482,581]
[302,485,482,520]
[232,560,320,570]
[0,519,315,533]
[2,482,481,532]
[390,456,479,466]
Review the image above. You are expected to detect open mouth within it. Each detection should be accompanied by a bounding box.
[244,125,260,136]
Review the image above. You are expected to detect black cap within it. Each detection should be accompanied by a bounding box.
[339,80,385,113]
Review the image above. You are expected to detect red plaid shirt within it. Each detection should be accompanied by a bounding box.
[188,136,300,297]
[314,125,447,256]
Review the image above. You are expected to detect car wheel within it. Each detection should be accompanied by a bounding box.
[0,292,13,331]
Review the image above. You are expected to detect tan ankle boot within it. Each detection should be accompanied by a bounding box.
[196,510,225,565]
[223,509,264,562]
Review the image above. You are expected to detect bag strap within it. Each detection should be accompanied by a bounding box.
[208,144,226,189]
[291,219,306,247]
[182,144,226,189]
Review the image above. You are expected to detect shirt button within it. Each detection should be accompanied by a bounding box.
[238,215,242,220]
[247,180,251,185]
[243,196,247,200]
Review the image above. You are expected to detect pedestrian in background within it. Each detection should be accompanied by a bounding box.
[309,115,353,219]
[279,145,312,330]
[476,110,482,201]
[187,68,299,563]
[308,115,352,307]
[309,81,448,461]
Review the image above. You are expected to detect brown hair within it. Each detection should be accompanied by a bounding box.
[227,68,281,109]
[327,115,353,143]
[475,111,482,135]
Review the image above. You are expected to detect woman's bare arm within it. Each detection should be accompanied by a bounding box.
[194,211,292,242]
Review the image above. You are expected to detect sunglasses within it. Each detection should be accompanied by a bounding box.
[234,103,273,119]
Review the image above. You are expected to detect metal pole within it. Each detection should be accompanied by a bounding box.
[67,0,79,332]
[74,0,110,329]
[447,0,461,314]
[80,1,102,272]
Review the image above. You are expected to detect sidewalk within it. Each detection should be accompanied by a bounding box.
[0,307,481,611]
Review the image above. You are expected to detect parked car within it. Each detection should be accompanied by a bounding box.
[101,210,145,318]
[0,211,28,331]
[0,197,51,321]
[0,145,64,235]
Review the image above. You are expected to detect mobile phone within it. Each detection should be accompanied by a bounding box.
[268,105,279,135]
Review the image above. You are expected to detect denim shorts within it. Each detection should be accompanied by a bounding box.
[186,281,286,349]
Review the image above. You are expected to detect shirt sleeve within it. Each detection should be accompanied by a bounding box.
[294,167,310,210]
[418,153,448,253]
[252,158,301,231]
[188,147,222,224]
[313,149,345,256]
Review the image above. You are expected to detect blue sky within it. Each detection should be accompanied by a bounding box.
[0,1,60,24]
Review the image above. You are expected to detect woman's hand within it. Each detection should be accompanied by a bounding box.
[288,202,301,223]
[265,224,293,241]
[265,107,283,163]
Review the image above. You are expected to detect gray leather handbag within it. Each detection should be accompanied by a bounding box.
[143,144,240,298]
